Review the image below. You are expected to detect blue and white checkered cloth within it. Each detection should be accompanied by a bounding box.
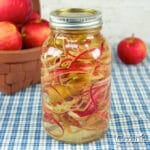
[0,46,150,150]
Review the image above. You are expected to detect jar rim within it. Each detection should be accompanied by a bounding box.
[49,8,103,30]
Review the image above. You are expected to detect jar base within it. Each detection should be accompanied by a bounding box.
[48,130,106,144]
[44,120,108,144]
[43,114,109,144]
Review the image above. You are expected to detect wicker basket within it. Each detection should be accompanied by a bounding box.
[0,47,41,95]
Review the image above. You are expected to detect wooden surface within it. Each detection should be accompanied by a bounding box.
[32,0,41,14]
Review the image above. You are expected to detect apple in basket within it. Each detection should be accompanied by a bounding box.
[0,21,22,51]
[21,19,51,48]
[0,0,33,26]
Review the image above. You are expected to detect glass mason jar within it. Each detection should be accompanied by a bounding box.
[41,8,111,144]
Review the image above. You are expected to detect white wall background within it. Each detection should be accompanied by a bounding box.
[40,0,150,44]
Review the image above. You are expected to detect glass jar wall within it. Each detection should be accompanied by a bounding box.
[41,8,111,144]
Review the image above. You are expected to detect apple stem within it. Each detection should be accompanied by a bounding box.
[129,33,135,43]
[35,19,42,23]
[21,33,26,37]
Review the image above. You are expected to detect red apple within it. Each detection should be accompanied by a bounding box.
[21,19,51,48]
[0,0,33,25]
[0,21,22,51]
[117,35,147,64]
[29,11,40,21]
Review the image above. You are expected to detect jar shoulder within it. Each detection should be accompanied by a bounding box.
[42,32,111,54]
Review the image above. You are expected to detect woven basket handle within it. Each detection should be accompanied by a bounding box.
[32,0,41,14]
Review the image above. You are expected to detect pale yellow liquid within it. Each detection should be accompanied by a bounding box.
[41,29,111,143]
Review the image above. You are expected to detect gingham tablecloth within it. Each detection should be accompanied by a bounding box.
[0,46,150,150]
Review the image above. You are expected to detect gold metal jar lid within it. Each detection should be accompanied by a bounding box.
[49,8,102,30]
